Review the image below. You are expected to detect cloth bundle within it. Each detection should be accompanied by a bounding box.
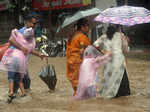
[0,43,10,61]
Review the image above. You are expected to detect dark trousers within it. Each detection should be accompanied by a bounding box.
[115,70,131,98]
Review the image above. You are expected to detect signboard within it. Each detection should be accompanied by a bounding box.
[32,0,92,11]
[0,0,9,11]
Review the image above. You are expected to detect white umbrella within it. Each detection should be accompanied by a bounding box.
[56,7,101,37]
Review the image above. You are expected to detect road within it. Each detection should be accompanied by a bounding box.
[0,53,150,112]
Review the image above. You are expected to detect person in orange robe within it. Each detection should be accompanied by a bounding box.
[66,18,91,96]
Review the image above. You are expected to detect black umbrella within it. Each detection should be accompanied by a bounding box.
[38,64,57,91]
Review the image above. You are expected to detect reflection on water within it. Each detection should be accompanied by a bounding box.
[66,96,132,112]
[1,80,149,112]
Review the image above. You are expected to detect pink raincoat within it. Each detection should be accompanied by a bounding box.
[73,45,110,100]
[0,28,35,75]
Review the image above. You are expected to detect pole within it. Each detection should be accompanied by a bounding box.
[48,0,52,39]
[91,0,97,43]
[92,0,96,7]
[125,0,128,5]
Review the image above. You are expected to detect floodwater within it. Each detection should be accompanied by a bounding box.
[0,52,150,112]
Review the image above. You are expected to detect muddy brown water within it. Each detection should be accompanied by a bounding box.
[0,52,150,112]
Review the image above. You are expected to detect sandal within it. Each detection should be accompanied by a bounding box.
[7,94,16,104]
[8,93,16,98]
[21,94,27,97]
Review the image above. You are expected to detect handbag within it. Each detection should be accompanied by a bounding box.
[38,64,57,91]
[0,42,10,61]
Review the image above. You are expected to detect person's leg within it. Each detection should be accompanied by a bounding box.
[23,70,31,90]
[9,82,14,95]
[13,73,20,94]
[67,61,80,96]
[70,71,79,96]
[7,72,17,103]
[19,82,26,96]
[68,79,78,96]
[18,74,26,96]
[73,86,77,96]
[8,71,15,95]
[87,85,97,98]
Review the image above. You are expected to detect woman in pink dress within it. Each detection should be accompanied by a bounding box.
[73,45,111,100]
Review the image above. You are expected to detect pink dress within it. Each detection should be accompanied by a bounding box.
[0,28,35,76]
[73,45,110,100]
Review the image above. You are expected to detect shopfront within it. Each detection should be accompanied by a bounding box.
[32,0,92,11]
[32,0,94,39]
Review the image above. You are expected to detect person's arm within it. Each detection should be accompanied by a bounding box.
[121,35,129,54]
[93,35,104,48]
[76,33,91,58]
[9,37,28,54]
[96,51,112,62]
[93,35,106,54]
[80,43,87,57]
[95,51,112,68]
[31,49,48,60]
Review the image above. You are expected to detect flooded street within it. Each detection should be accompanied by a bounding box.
[0,52,150,112]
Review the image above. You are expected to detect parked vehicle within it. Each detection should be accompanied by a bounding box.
[50,39,66,57]
[35,34,49,56]
[36,36,66,57]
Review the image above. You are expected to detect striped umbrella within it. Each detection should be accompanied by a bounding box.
[94,5,150,26]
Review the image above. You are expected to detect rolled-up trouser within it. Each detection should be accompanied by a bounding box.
[8,71,21,83]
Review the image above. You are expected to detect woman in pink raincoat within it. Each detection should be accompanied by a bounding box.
[73,45,111,100]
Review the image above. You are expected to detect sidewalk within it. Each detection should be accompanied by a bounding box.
[129,45,150,53]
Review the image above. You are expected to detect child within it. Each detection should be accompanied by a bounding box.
[73,45,111,100]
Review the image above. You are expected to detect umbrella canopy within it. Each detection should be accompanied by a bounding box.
[56,7,101,37]
[61,7,101,28]
[94,5,150,26]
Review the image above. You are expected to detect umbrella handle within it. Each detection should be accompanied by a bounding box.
[45,57,48,64]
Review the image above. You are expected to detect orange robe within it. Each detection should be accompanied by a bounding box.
[66,33,91,95]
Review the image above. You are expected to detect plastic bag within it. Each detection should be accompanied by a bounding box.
[0,43,10,61]
[38,64,57,90]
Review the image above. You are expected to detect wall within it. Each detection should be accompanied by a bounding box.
[0,11,16,44]
[95,0,116,10]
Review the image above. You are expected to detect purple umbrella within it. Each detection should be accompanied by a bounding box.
[94,5,150,26]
